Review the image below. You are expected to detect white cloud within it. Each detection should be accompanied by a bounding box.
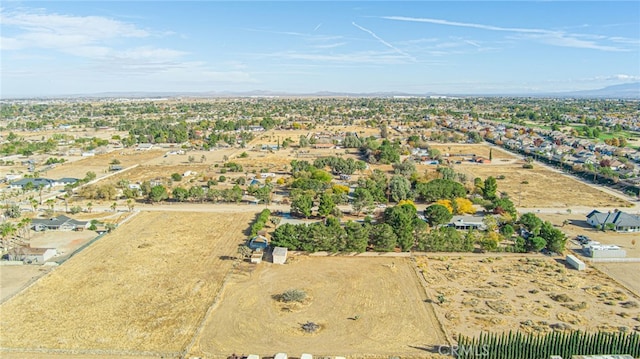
[310,42,347,49]
[260,50,414,65]
[382,15,634,52]
[352,22,415,61]
[0,8,150,51]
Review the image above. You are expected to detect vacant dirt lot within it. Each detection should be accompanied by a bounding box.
[0,265,50,303]
[455,160,631,208]
[417,256,640,341]
[190,256,446,358]
[0,211,255,356]
[37,149,166,180]
[593,263,640,297]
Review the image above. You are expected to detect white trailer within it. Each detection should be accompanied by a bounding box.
[272,247,288,264]
[566,254,586,271]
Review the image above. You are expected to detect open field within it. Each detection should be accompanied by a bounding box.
[430,143,514,160]
[32,149,166,180]
[454,160,631,208]
[0,265,50,303]
[417,256,640,340]
[593,263,640,297]
[0,211,255,356]
[190,256,447,358]
[28,228,98,258]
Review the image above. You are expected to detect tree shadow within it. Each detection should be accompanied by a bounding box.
[408,345,441,353]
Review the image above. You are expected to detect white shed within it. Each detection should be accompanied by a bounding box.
[274,353,287,359]
[566,254,586,271]
[272,247,288,265]
[586,244,626,258]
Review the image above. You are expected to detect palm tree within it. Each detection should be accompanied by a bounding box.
[0,222,17,247]
[29,197,38,213]
[37,184,45,205]
[63,193,70,213]
[20,217,32,239]
[45,198,55,212]
[126,199,135,212]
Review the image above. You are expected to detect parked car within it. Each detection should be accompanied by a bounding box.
[576,235,590,245]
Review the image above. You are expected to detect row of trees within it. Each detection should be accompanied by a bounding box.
[457,331,639,359]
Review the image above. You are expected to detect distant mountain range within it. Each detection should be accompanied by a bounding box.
[6,82,640,100]
[549,82,640,99]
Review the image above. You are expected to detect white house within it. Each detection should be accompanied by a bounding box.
[8,246,57,263]
[586,210,640,232]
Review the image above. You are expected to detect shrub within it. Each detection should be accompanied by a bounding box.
[523,163,534,169]
[171,173,182,181]
[277,289,307,303]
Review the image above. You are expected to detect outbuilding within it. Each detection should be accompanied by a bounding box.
[272,246,288,264]
[585,244,627,258]
[8,246,57,263]
[566,254,586,271]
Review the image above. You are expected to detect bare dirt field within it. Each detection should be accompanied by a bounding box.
[38,149,166,180]
[416,256,640,341]
[0,211,255,356]
[0,265,50,303]
[430,144,514,160]
[593,263,640,297]
[28,229,98,257]
[190,256,447,358]
[454,161,631,208]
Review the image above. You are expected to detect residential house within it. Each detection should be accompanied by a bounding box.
[31,215,90,231]
[8,246,57,263]
[586,210,640,232]
[10,178,55,189]
[448,216,487,230]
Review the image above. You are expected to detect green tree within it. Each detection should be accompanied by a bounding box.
[369,223,397,251]
[172,187,189,202]
[0,222,17,245]
[384,203,420,251]
[352,187,374,215]
[189,185,205,202]
[483,176,498,200]
[528,236,547,252]
[423,204,453,227]
[415,179,466,202]
[84,171,97,182]
[291,193,313,218]
[171,173,183,181]
[149,185,168,203]
[343,220,369,252]
[4,204,21,219]
[388,175,412,203]
[393,159,416,178]
[317,192,336,217]
[519,212,543,236]
[540,221,566,253]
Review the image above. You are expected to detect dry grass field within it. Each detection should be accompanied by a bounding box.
[416,256,640,340]
[0,265,49,303]
[435,145,631,208]
[0,211,255,356]
[38,149,166,180]
[190,256,447,358]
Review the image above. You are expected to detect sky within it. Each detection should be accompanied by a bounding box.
[1,1,639,98]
